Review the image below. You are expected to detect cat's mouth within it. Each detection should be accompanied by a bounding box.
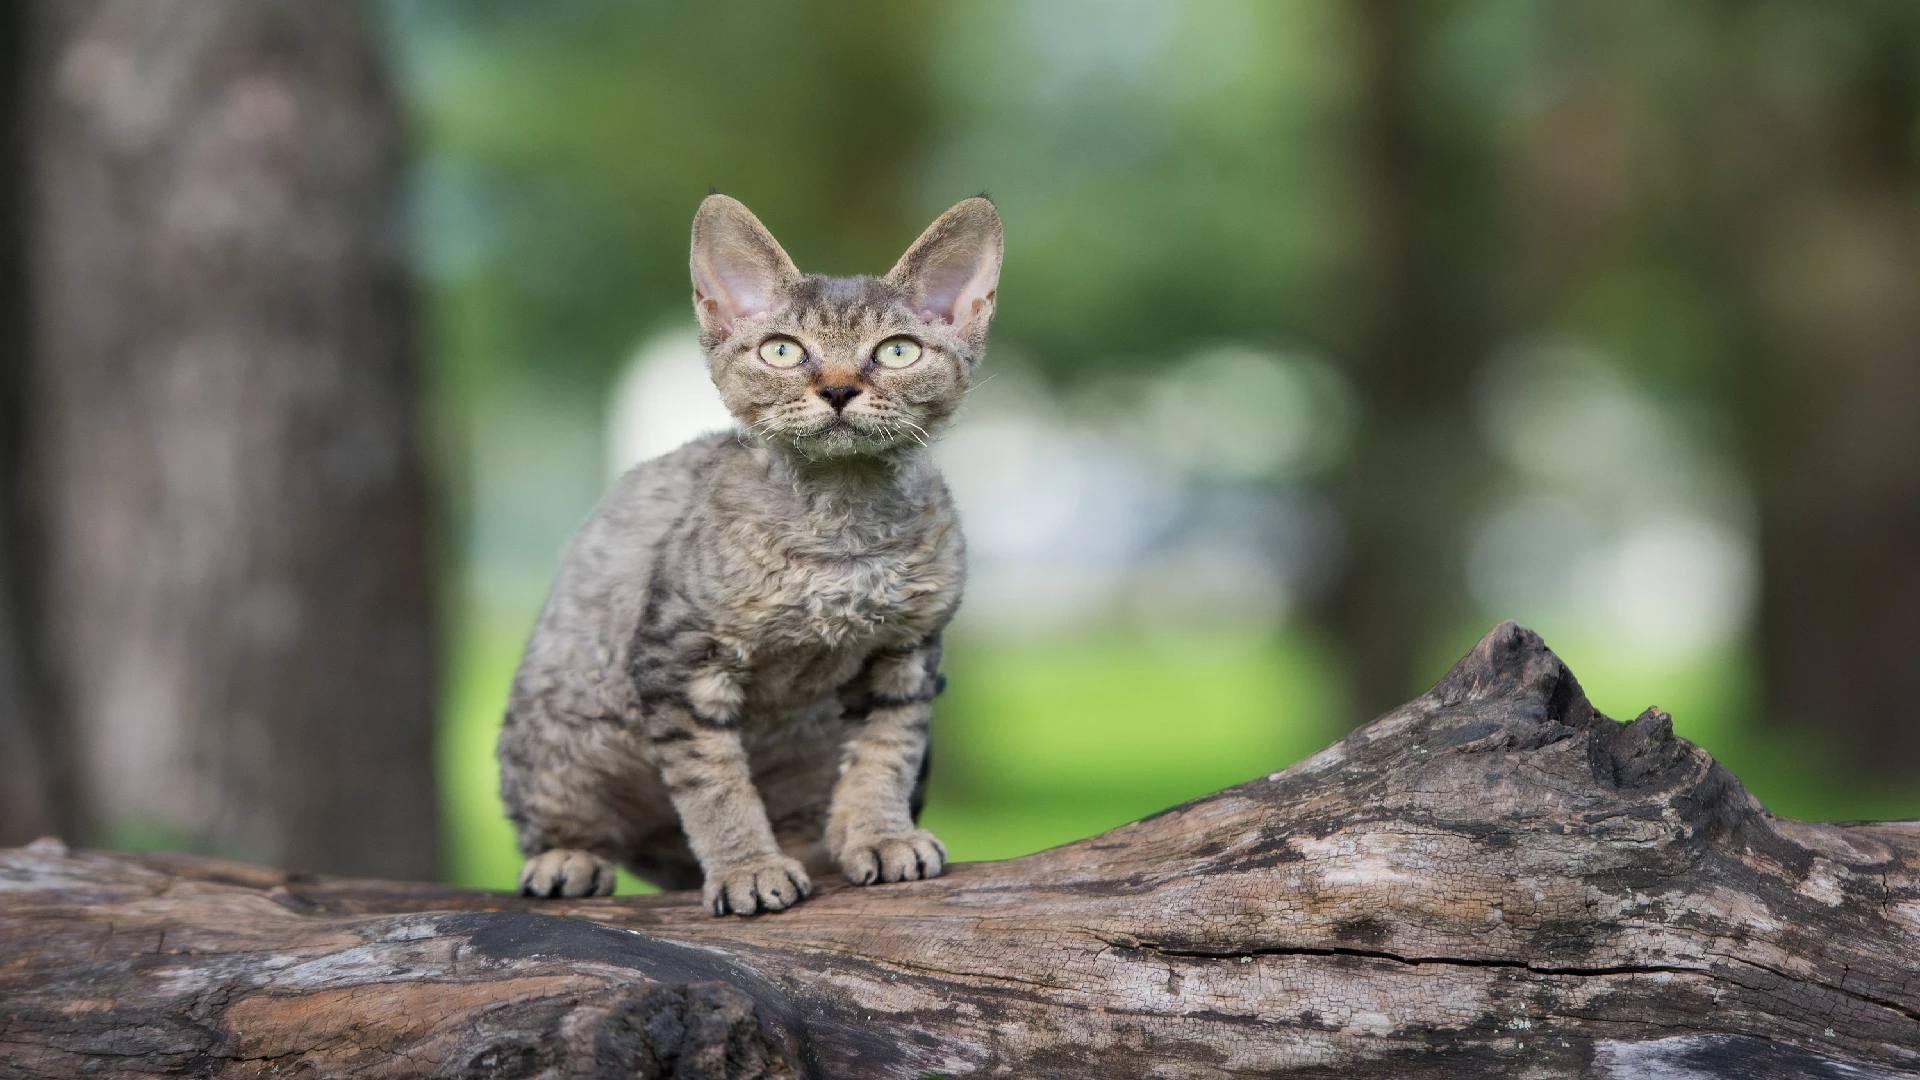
[797,417,861,439]
[783,414,904,456]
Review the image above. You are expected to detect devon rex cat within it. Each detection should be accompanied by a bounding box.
[498,194,1000,915]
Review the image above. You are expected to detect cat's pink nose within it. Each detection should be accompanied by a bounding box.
[818,385,861,411]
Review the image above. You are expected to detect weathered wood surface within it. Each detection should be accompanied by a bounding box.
[4,622,1919,1078]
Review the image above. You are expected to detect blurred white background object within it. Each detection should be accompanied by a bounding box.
[606,330,734,480]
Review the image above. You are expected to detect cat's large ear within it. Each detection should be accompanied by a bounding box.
[885,197,1003,345]
[691,194,800,338]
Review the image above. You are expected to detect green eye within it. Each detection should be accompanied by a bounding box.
[874,338,922,368]
[757,338,805,368]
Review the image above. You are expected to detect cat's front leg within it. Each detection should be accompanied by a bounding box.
[827,643,947,885]
[643,677,811,917]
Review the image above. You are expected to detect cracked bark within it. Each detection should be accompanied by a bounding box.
[3,622,1919,1078]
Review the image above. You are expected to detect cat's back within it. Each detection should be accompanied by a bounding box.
[559,430,737,593]
[513,431,737,701]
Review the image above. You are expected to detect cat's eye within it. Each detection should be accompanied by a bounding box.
[758,337,806,368]
[874,338,922,369]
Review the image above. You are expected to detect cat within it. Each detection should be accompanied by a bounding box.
[497,193,1000,915]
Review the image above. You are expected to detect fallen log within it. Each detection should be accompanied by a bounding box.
[3,622,1918,1078]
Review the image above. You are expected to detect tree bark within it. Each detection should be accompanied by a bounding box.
[20,0,439,875]
[4,623,1917,1079]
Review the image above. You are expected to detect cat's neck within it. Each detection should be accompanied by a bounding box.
[764,443,937,537]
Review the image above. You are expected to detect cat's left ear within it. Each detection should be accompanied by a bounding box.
[885,197,1003,345]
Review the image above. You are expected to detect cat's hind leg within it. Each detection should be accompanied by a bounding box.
[518,849,615,898]
[499,702,649,898]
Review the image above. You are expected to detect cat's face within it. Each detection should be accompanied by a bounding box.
[690,195,1001,460]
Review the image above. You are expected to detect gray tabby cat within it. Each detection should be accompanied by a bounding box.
[498,194,1000,916]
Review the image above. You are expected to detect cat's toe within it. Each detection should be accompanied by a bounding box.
[840,828,947,885]
[518,849,615,898]
[703,855,811,917]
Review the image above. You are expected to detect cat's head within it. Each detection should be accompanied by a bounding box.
[690,194,1001,460]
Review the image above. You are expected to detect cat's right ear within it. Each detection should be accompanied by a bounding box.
[885,197,1003,347]
[691,194,800,339]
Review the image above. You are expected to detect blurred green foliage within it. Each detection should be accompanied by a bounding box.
[391,0,1364,391]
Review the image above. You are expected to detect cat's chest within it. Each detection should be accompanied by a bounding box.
[730,539,957,649]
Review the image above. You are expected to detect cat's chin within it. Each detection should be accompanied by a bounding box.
[777,421,911,460]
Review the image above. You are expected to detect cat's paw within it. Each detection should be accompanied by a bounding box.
[518,848,616,898]
[702,854,811,917]
[836,828,947,885]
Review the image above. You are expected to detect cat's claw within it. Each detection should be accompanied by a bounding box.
[518,848,615,898]
[838,828,947,885]
[703,854,811,916]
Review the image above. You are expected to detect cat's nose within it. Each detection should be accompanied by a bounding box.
[817,384,862,411]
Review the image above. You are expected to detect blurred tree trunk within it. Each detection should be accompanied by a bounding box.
[0,0,65,846]
[1324,0,1497,722]
[1707,18,1920,781]
[20,0,440,877]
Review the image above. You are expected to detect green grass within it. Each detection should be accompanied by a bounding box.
[920,628,1346,862]
[438,607,535,890]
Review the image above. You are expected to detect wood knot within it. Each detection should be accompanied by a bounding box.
[24,836,69,857]
[1587,707,1689,790]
